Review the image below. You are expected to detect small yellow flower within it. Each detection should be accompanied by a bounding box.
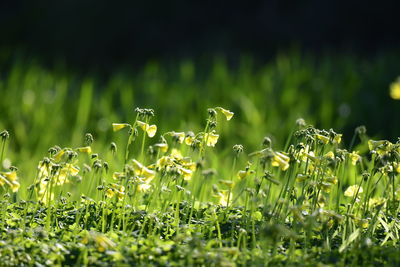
[316,134,329,144]
[237,170,248,179]
[368,197,386,209]
[77,146,92,154]
[177,166,193,181]
[53,149,65,162]
[185,135,195,146]
[215,190,232,206]
[94,234,116,252]
[170,148,183,159]
[131,159,156,181]
[324,151,335,159]
[390,79,400,100]
[1,171,18,182]
[137,183,151,192]
[112,123,130,132]
[349,151,361,165]
[296,174,308,182]
[368,140,392,155]
[156,156,174,169]
[219,180,235,188]
[154,143,168,153]
[204,131,219,147]
[137,121,157,138]
[105,188,115,198]
[216,107,234,121]
[112,172,125,180]
[169,132,185,143]
[271,152,290,171]
[344,185,363,198]
[333,134,342,144]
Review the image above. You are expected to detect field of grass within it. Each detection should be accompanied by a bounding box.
[1,52,400,266]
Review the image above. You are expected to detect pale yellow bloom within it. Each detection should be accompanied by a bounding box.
[94,234,116,252]
[333,134,342,144]
[316,134,329,144]
[112,172,125,180]
[169,132,185,143]
[154,143,168,153]
[137,183,151,192]
[177,166,193,181]
[368,140,392,156]
[215,190,232,206]
[131,159,156,181]
[390,80,400,100]
[170,148,183,159]
[237,170,248,179]
[271,152,290,171]
[53,149,65,162]
[1,171,18,182]
[156,156,174,169]
[57,164,80,185]
[216,107,234,121]
[77,146,92,154]
[112,123,130,132]
[204,131,219,147]
[324,151,335,159]
[349,151,361,165]
[344,185,363,198]
[185,135,195,146]
[137,121,157,138]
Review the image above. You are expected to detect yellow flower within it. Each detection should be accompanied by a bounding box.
[344,185,363,198]
[53,149,65,162]
[57,164,80,185]
[349,151,361,165]
[204,131,219,147]
[105,188,115,198]
[112,123,130,132]
[137,183,151,192]
[131,159,156,181]
[94,234,116,252]
[271,152,290,171]
[324,151,335,159]
[156,156,174,169]
[216,107,234,121]
[219,180,235,188]
[333,134,342,144]
[237,170,248,179]
[1,171,18,182]
[112,172,125,180]
[296,174,309,183]
[154,143,168,153]
[0,171,20,192]
[183,161,196,172]
[316,134,329,144]
[368,197,386,209]
[215,190,232,206]
[169,132,185,143]
[390,80,400,100]
[185,135,195,146]
[137,120,157,138]
[77,146,92,154]
[170,148,183,159]
[177,166,193,181]
[368,140,392,156]
[324,176,338,185]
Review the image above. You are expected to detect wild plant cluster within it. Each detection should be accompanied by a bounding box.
[1,107,400,266]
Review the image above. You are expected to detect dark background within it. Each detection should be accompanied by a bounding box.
[2,0,400,69]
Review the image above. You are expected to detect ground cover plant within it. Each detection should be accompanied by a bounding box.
[1,54,400,266]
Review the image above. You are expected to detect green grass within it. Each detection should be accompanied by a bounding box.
[1,51,400,266]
